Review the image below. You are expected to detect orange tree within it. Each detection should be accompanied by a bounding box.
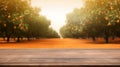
[60,0,120,43]
[46,28,60,38]
[23,7,59,40]
[0,0,31,42]
[60,8,84,38]
[83,0,120,43]
[23,6,59,40]
[0,0,59,42]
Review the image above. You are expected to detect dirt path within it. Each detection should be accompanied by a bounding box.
[0,38,120,49]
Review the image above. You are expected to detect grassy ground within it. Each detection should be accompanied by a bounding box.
[0,38,120,49]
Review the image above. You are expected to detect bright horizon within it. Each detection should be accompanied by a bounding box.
[31,0,84,33]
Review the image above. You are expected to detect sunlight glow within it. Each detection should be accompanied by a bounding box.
[31,0,84,33]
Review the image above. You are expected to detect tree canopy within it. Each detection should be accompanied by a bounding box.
[0,0,59,42]
[60,0,120,43]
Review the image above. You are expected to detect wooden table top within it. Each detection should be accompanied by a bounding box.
[0,49,120,66]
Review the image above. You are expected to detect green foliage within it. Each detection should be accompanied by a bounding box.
[0,0,30,42]
[60,8,84,38]
[60,0,120,43]
[0,0,59,42]
[46,28,60,38]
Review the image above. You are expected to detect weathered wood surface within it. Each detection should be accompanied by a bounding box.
[0,49,120,65]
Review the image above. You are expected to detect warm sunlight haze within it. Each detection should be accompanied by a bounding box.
[31,0,84,33]
[1,0,120,65]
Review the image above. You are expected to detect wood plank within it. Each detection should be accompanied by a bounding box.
[0,49,120,66]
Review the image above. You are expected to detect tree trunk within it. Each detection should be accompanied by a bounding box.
[7,37,10,42]
[92,36,96,41]
[104,35,109,43]
[27,37,30,41]
[21,37,23,41]
[17,37,20,42]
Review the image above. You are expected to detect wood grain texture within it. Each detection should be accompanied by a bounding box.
[0,49,120,65]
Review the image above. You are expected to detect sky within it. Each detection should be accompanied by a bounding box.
[31,0,84,33]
